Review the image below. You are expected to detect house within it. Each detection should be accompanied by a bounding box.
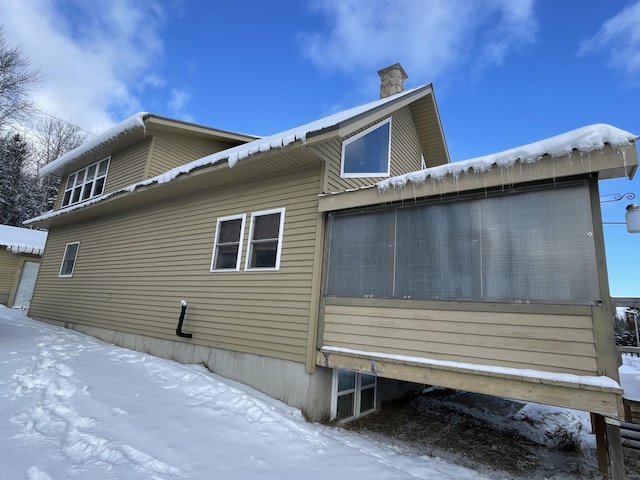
[0,225,47,308]
[25,65,637,443]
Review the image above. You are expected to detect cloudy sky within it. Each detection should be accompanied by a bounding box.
[1,0,639,295]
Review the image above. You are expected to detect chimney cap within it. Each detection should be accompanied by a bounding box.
[377,63,408,80]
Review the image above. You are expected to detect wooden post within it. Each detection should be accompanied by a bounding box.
[604,416,626,480]
[593,413,626,479]
[592,413,609,475]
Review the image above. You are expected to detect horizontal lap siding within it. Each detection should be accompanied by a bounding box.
[389,107,423,176]
[29,166,322,364]
[322,304,598,376]
[0,251,19,297]
[147,134,230,178]
[103,139,150,193]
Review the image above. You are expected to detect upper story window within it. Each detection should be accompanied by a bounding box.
[59,242,80,277]
[62,157,110,207]
[210,214,246,272]
[245,208,285,271]
[341,118,391,178]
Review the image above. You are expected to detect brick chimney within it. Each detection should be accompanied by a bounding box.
[377,63,408,99]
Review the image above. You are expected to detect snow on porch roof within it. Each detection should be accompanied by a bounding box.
[376,123,638,193]
[0,225,47,256]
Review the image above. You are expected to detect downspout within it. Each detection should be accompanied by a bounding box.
[176,299,193,338]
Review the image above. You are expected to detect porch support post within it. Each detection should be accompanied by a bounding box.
[592,413,626,479]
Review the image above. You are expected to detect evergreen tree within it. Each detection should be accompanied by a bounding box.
[0,133,37,226]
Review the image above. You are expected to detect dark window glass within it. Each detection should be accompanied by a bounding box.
[342,120,390,176]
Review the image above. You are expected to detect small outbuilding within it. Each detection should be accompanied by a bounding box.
[0,225,47,308]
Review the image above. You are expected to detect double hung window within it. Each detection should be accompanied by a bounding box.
[245,208,285,271]
[211,214,246,271]
[62,158,110,207]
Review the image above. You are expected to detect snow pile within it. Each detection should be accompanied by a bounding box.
[378,123,637,192]
[0,225,47,256]
[39,112,149,176]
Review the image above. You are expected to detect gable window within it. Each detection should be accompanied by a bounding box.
[341,118,391,178]
[59,242,80,277]
[211,214,246,271]
[331,369,376,421]
[245,208,285,271]
[62,157,110,207]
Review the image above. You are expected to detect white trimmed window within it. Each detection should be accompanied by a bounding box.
[341,118,391,178]
[211,214,246,271]
[331,369,377,421]
[62,157,110,207]
[59,242,80,277]
[245,208,285,271]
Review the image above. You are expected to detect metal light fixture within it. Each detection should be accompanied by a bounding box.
[627,204,640,233]
[600,193,639,234]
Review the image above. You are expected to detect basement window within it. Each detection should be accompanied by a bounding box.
[341,118,391,178]
[62,157,110,207]
[59,242,80,277]
[245,208,285,271]
[331,369,377,421]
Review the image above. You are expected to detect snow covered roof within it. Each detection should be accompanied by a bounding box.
[39,113,260,177]
[26,85,436,226]
[377,123,638,192]
[0,225,47,256]
[40,113,149,176]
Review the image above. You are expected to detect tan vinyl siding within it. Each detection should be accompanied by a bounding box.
[322,303,598,376]
[389,106,423,176]
[104,138,151,192]
[0,250,20,299]
[29,166,322,365]
[146,134,232,178]
[320,106,423,193]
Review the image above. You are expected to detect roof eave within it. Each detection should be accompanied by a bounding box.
[305,84,435,144]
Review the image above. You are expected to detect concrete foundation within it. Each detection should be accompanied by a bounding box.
[32,317,333,421]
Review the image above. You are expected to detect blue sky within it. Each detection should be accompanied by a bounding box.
[1,0,639,297]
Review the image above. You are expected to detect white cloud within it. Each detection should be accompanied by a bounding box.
[579,1,640,80]
[300,0,537,82]
[168,88,194,123]
[0,0,169,135]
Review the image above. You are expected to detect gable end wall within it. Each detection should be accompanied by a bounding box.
[319,106,423,193]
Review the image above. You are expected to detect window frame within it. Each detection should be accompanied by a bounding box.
[58,242,80,278]
[61,157,111,207]
[340,117,392,179]
[331,369,377,422]
[244,207,286,272]
[210,214,246,272]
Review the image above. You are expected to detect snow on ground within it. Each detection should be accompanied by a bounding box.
[0,307,490,479]
[0,306,635,479]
